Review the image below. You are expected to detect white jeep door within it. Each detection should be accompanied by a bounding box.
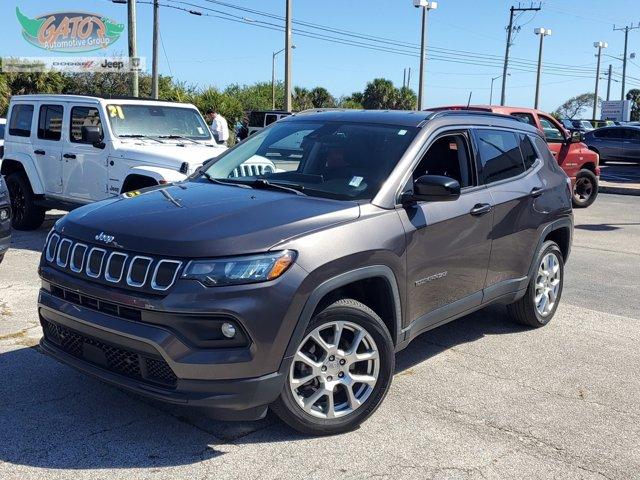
[62,104,109,202]
[32,103,64,195]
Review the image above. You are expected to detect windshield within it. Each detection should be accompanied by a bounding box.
[202,120,418,200]
[107,104,212,140]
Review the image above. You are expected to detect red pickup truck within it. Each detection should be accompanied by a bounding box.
[431,105,600,208]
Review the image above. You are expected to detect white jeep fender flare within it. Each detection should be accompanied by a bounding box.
[123,165,188,186]
[0,154,45,194]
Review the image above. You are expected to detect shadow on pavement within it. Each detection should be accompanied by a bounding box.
[0,305,527,468]
[9,213,64,253]
[575,222,640,232]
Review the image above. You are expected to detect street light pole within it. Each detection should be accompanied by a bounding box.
[606,64,612,101]
[284,0,293,112]
[490,74,509,105]
[414,1,437,111]
[151,0,159,99]
[272,46,295,109]
[534,28,551,110]
[593,41,608,120]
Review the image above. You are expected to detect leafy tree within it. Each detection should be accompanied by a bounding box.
[626,89,640,121]
[362,78,397,109]
[0,75,10,116]
[309,87,335,108]
[224,82,282,111]
[554,93,600,119]
[395,86,417,110]
[292,86,313,111]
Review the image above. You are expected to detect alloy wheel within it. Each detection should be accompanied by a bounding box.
[535,252,561,317]
[289,321,379,419]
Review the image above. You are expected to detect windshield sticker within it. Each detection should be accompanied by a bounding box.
[398,129,408,136]
[349,176,363,188]
[108,105,124,119]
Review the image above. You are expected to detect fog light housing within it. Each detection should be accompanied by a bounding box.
[221,322,237,338]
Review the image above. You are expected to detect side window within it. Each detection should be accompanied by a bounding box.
[264,114,278,126]
[70,106,103,144]
[539,116,565,143]
[623,129,640,141]
[9,104,34,137]
[511,112,536,126]
[475,129,525,184]
[413,133,474,188]
[518,134,538,170]
[531,136,559,169]
[38,105,64,141]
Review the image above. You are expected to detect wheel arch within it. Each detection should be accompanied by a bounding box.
[282,266,403,365]
[121,173,158,193]
[528,219,573,279]
[0,157,44,194]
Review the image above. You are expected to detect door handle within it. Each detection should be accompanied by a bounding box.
[470,203,492,216]
[34,149,46,155]
[530,187,544,198]
[63,153,77,159]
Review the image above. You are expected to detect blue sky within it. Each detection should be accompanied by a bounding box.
[2,0,640,112]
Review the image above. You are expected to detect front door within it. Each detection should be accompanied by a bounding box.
[398,131,493,329]
[62,104,108,202]
[32,103,64,195]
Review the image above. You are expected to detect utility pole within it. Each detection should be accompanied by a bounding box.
[606,64,612,101]
[403,68,407,89]
[414,1,438,111]
[127,0,138,97]
[500,3,541,106]
[593,41,608,120]
[534,28,551,109]
[284,0,292,112]
[151,0,159,99]
[614,23,640,100]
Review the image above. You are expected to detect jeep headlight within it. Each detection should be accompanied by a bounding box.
[182,250,296,287]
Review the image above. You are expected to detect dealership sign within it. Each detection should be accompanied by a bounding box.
[600,100,632,122]
[16,7,124,52]
[1,56,145,73]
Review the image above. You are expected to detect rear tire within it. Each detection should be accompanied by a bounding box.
[572,169,598,208]
[271,298,394,436]
[6,172,45,231]
[507,241,564,328]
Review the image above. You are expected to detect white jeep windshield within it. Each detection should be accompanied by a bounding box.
[107,104,212,140]
[202,120,418,201]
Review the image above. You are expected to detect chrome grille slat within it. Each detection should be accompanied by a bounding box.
[43,234,182,293]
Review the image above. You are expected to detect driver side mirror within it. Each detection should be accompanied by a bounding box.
[403,175,461,204]
[81,125,105,148]
[569,130,584,144]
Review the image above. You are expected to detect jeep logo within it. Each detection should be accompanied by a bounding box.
[95,232,115,244]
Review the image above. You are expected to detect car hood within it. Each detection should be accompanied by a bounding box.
[113,141,227,167]
[56,182,361,257]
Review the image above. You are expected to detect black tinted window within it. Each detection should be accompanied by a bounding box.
[519,134,538,169]
[38,105,64,141]
[511,112,535,125]
[0,124,5,138]
[70,106,102,143]
[414,133,474,188]
[9,104,34,137]
[623,128,640,141]
[476,129,525,184]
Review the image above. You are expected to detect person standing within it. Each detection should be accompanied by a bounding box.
[206,109,229,145]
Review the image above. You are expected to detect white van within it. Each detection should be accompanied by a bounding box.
[1,95,228,230]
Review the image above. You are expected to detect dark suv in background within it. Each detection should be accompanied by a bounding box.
[584,125,640,164]
[38,110,572,435]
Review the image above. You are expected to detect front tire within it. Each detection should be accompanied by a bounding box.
[6,172,45,231]
[272,299,394,436]
[507,241,564,328]
[572,169,598,208]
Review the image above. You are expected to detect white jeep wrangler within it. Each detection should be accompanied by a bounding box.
[1,95,230,230]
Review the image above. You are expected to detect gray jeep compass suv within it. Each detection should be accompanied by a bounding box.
[38,110,573,435]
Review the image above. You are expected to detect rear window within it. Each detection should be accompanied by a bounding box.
[519,134,538,170]
[475,129,525,184]
[511,112,536,126]
[38,105,64,141]
[9,104,34,137]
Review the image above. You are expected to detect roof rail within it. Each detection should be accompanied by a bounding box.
[427,109,523,123]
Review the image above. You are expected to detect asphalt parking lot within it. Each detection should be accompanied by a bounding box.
[1,193,639,479]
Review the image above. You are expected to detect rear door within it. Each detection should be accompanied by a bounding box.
[593,128,623,160]
[63,104,108,202]
[398,130,493,328]
[32,103,64,195]
[474,128,544,298]
[622,128,640,161]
